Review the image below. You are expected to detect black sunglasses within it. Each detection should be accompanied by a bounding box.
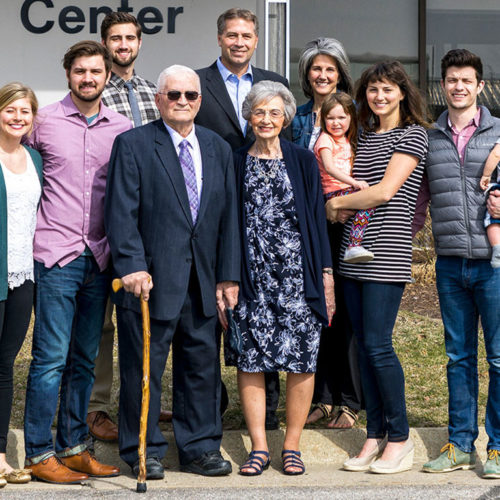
[158,90,200,101]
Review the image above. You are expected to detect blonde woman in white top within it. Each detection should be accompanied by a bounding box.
[0,83,42,485]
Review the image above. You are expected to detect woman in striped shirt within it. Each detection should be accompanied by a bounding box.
[325,61,429,474]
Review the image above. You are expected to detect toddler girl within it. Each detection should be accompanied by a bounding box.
[314,92,375,262]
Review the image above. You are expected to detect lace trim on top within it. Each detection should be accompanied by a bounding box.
[8,270,34,290]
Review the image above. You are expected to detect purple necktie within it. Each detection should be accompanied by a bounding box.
[178,139,199,223]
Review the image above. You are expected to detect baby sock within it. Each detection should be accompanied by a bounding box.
[491,244,500,268]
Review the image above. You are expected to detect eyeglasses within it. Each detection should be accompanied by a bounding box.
[158,90,200,101]
[251,109,284,119]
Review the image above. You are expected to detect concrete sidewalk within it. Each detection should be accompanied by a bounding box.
[3,427,498,496]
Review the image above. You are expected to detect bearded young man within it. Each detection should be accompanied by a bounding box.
[100,12,159,126]
[23,40,131,484]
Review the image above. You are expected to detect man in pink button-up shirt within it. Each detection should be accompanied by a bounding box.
[23,41,131,484]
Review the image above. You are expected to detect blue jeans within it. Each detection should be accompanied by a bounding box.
[24,257,109,461]
[343,277,408,442]
[435,256,500,452]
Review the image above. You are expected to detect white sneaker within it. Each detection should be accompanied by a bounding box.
[343,245,374,263]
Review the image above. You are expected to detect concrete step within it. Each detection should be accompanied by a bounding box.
[7,427,490,471]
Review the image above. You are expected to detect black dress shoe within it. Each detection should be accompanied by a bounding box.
[131,457,164,480]
[265,411,279,430]
[180,451,232,476]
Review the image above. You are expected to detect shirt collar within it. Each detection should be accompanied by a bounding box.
[447,106,481,133]
[61,92,112,122]
[216,57,253,82]
[163,121,197,149]
[108,71,138,90]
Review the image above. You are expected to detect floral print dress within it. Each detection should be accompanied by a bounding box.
[227,154,322,373]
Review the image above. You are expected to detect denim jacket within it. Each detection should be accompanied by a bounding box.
[291,100,314,149]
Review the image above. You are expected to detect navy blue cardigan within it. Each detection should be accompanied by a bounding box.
[233,138,332,324]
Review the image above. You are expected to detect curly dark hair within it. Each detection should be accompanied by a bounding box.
[441,48,483,82]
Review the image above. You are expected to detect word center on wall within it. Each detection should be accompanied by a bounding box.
[21,0,184,34]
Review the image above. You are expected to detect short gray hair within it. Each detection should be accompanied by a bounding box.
[242,81,296,127]
[157,64,201,92]
[298,37,353,99]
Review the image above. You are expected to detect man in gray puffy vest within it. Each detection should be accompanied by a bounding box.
[423,48,500,479]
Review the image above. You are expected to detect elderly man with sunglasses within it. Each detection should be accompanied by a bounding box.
[105,64,240,479]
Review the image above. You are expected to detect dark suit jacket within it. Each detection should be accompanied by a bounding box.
[234,139,332,324]
[195,61,292,150]
[105,120,240,321]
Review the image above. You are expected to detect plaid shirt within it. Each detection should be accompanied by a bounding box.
[101,72,160,126]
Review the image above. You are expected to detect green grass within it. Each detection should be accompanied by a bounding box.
[10,307,489,430]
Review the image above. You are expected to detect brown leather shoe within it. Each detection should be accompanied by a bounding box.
[87,411,118,441]
[159,409,173,422]
[29,455,88,484]
[60,450,120,477]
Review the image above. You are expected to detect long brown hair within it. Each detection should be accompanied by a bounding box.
[320,92,358,154]
[355,60,429,133]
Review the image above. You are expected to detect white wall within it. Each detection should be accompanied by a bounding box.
[3,0,259,107]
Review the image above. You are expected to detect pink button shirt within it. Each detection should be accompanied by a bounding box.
[27,93,132,271]
[448,107,481,165]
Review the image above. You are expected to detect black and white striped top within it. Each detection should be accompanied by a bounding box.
[338,124,428,282]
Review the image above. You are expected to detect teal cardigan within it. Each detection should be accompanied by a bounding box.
[0,145,43,301]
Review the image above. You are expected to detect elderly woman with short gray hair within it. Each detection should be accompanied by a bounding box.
[292,37,353,150]
[226,80,334,476]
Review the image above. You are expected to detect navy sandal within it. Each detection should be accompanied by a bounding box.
[282,449,305,475]
[239,450,270,476]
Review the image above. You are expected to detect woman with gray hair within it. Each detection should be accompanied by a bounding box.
[292,37,353,150]
[292,38,363,431]
[226,80,334,476]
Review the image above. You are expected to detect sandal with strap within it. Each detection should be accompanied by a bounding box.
[306,403,332,424]
[328,405,359,429]
[239,451,270,476]
[282,449,305,475]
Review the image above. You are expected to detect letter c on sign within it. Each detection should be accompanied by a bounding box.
[21,0,55,34]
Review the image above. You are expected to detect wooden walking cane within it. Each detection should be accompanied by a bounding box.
[112,278,151,493]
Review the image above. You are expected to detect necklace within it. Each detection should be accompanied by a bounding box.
[250,153,282,184]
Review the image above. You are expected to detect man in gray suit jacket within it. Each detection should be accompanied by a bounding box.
[105,65,240,478]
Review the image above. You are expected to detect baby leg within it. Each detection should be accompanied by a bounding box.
[487,223,500,268]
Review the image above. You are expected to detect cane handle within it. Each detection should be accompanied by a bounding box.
[112,278,123,293]
[111,277,151,297]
